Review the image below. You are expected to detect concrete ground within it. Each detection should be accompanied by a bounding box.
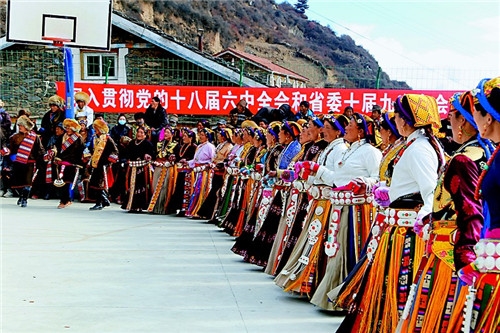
[1,198,342,333]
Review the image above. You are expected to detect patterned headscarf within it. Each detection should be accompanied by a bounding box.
[394,94,441,135]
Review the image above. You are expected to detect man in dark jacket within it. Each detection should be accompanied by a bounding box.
[144,96,168,145]
[39,95,65,149]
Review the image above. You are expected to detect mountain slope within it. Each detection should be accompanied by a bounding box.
[113,0,410,89]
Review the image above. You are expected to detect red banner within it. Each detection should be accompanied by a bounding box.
[57,82,458,118]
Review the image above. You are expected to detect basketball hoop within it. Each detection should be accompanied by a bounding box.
[42,37,72,48]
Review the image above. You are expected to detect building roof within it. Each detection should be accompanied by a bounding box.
[214,48,309,82]
[0,11,267,88]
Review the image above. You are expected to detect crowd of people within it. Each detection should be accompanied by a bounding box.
[1,76,499,332]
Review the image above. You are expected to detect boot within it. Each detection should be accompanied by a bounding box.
[20,187,30,208]
[89,204,103,210]
[89,196,103,211]
[17,197,22,206]
[101,190,111,207]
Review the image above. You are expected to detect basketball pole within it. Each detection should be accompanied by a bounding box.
[63,47,75,119]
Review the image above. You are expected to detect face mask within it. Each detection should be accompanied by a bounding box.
[118,119,126,125]
[137,120,144,125]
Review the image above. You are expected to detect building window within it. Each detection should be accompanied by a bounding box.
[83,53,117,80]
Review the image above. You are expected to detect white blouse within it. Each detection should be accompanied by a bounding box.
[313,138,348,186]
[333,139,382,187]
[389,129,439,218]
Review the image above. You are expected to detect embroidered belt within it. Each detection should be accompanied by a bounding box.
[292,179,310,193]
[274,179,290,187]
[331,190,373,206]
[474,238,500,273]
[129,160,149,167]
[193,165,208,173]
[308,185,332,200]
[152,161,173,168]
[225,167,238,175]
[384,208,417,227]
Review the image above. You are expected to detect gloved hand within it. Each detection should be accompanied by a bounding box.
[295,161,319,180]
[0,147,9,156]
[281,169,297,182]
[334,180,363,194]
[254,164,264,173]
[108,154,119,163]
[458,262,480,286]
[372,182,390,207]
[413,213,430,239]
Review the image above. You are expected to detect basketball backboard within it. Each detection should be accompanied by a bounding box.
[7,0,113,50]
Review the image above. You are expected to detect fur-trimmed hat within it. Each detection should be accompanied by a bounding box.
[48,95,65,109]
[219,128,233,144]
[296,119,308,127]
[281,121,302,138]
[93,119,109,134]
[241,119,259,129]
[63,118,81,132]
[17,115,34,131]
[74,91,90,104]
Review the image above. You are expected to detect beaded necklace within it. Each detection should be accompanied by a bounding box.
[474,143,500,200]
[338,139,365,167]
[318,138,344,166]
[179,143,192,158]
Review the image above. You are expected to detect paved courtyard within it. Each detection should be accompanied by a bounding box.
[1,197,342,332]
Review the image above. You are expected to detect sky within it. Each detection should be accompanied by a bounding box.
[283,0,500,90]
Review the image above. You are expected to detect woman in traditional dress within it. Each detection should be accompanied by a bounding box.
[209,128,245,225]
[231,128,269,255]
[456,77,500,333]
[185,128,216,217]
[148,126,178,214]
[121,126,154,213]
[330,112,404,309]
[231,123,283,254]
[244,121,302,267]
[167,128,197,216]
[335,95,444,332]
[53,119,84,209]
[196,128,234,219]
[266,116,328,275]
[396,91,491,333]
[276,113,381,306]
[221,125,257,235]
[8,115,45,207]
